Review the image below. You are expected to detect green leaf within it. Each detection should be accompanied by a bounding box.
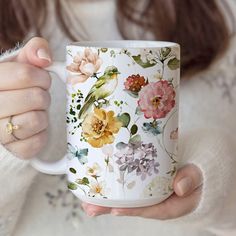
[101,48,108,53]
[117,113,131,127]
[110,50,116,57]
[161,47,171,58]
[131,124,138,135]
[68,182,78,190]
[69,107,76,115]
[135,106,143,115]
[69,168,77,174]
[76,177,89,185]
[82,177,89,185]
[116,142,127,150]
[129,134,141,144]
[132,55,157,68]
[167,57,180,70]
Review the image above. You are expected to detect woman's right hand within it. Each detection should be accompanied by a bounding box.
[0,37,52,160]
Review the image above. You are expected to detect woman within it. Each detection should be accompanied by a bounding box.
[0,0,235,235]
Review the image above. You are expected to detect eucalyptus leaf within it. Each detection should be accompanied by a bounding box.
[167,57,180,70]
[135,106,143,115]
[124,90,139,98]
[116,142,128,150]
[131,124,138,135]
[132,55,157,68]
[117,113,131,127]
[129,134,141,144]
[68,182,78,190]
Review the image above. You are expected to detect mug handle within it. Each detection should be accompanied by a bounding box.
[30,62,67,175]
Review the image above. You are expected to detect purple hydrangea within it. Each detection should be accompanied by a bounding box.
[115,142,159,180]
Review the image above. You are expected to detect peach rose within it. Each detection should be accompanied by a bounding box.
[66,48,102,84]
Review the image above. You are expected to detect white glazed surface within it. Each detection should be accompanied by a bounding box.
[65,42,180,207]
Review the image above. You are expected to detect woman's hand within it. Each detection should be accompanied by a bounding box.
[0,37,52,159]
[82,164,203,219]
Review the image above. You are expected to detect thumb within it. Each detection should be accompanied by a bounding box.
[16,37,52,68]
[174,164,203,197]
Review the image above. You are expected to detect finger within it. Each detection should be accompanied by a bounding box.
[0,62,51,90]
[111,188,202,220]
[173,164,203,197]
[0,111,48,144]
[4,130,48,160]
[16,37,52,68]
[81,202,111,216]
[0,88,51,118]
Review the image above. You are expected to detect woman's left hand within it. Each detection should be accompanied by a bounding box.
[82,164,203,219]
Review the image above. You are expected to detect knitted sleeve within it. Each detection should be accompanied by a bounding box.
[170,35,236,232]
[0,49,37,236]
[171,128,236,233]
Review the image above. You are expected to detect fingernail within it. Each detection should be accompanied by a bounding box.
[177,177,192,196]
[37,48,51,62]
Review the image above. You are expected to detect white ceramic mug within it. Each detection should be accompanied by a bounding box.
[31,40,180,208]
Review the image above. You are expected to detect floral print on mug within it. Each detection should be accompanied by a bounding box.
[66,45,180,200]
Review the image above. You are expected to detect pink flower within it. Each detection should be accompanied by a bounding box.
[138,81,175,119]
[66,48,102,84]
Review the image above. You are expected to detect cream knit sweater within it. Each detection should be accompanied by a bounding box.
[0,1,236,236]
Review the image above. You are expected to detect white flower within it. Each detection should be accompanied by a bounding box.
[143,176,173,197]
[140,49,149,63]
[86,163,101,177]
[153,72,163,81]
[88,180,106,197]
[102,145,114,158]
[140,49,156,64]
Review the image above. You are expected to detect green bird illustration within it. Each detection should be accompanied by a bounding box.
[78,66,120,119]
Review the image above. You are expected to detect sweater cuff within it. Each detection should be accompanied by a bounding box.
[0,46,21,63]
[0,144,37,204]
[171,128,235,228]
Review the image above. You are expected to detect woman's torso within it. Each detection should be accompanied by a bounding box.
[13,0,236,235]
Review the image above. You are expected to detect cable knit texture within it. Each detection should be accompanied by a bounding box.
[0,0,236,236]
[0,145,37,236]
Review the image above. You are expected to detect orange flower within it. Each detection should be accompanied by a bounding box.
[82,108,122,148]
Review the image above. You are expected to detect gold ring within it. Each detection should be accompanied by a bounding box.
[6,116,20,140]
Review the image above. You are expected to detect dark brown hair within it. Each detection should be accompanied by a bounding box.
[0,0,233,76]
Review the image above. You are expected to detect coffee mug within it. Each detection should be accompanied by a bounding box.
[31,40,180,207]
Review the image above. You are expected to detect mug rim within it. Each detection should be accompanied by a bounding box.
[68,40,180,49]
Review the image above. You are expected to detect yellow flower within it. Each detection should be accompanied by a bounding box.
[82,108,122,148]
